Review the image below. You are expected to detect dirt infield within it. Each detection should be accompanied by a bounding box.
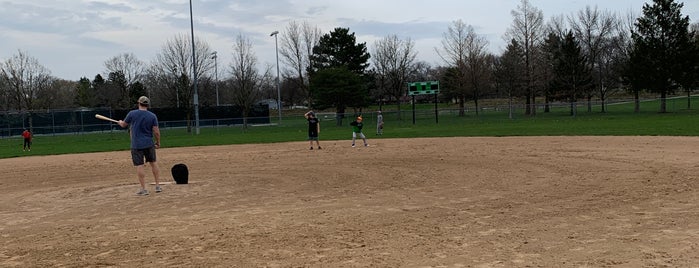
[1,137,699,267]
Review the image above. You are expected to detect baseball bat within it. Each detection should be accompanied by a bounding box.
[95,114,119,124]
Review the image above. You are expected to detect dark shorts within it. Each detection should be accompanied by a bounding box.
[308,131,318,140]
[131,147,156,166]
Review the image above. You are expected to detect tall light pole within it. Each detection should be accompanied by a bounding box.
[173,66,180,108]
[270,30,282,123]
[211,51,219,106]
[189,0,200,134]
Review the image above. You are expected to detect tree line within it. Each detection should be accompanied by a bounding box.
[1,0,697,129]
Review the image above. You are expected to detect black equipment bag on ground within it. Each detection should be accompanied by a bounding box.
[171,163,189,184]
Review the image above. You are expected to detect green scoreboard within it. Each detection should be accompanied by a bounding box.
[407,81,440,95]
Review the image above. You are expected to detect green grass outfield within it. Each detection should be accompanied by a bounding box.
[2,97,699,159]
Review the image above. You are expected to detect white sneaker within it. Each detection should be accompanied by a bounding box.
[155,186,162,193]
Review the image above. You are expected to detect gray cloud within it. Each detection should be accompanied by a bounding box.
[2,1,137,34]
[337,18,448,40]
[305,6,328,17]
[0,0,670,79]
[85,1,134,13]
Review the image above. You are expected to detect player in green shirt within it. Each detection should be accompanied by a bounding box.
[349,116,369,147]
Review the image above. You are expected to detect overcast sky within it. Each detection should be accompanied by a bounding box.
[1,0,697,80]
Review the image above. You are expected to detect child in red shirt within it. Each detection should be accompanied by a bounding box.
[22,129,32,151]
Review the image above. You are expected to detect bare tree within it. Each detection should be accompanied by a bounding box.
[570,6,616,112]
[0,50,52,129]
[279,21,304,105]
[619,10,641,112]
[229,33,264,129]
[505,0,545,116]
[257,63,277,102]
[144,34,214,132]
[37,79,77,109]
[146,34,213,130]
[279,20,321,106]
[547,14,568,37]
[437,20,490,116]
[463,31,491,116]
[410,61,437,82]
[372,34,417,117]
[436,20,469,116]
[142,65,176,107]
[595,12,634,112]
[0,71,8,111]
[104,52,145,87]
[104,53,147,107]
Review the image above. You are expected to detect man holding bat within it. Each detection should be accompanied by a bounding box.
[118,96,162,196]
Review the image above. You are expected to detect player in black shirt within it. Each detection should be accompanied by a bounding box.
[304,111,322,150]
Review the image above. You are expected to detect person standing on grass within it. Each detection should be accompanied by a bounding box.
[350,116,369,147]
[376,111,384,136]
[304,111,322,150]
[118,96,162,196]
[22,129,32,151]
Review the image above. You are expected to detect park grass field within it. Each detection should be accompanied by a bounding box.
[2,96,699,159]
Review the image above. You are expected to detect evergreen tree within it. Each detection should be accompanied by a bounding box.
[310,27,370,75]
[107,71,129,109]
[74,77,92,107]
[553,32,592,117]
[310,66,370,125]
[628,0,694,113]
[439,66,461,107]
[678,24,699,109]
[92,74,106,107]
[309,27,371,125]
[494,39,526,119]
[129,81,147,105]
[540,33,562,113]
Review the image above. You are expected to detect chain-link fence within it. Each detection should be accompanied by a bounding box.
[2,96,696,138]
[0,105,270,138]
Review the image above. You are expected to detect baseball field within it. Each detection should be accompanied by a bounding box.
[2,136,698,267]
